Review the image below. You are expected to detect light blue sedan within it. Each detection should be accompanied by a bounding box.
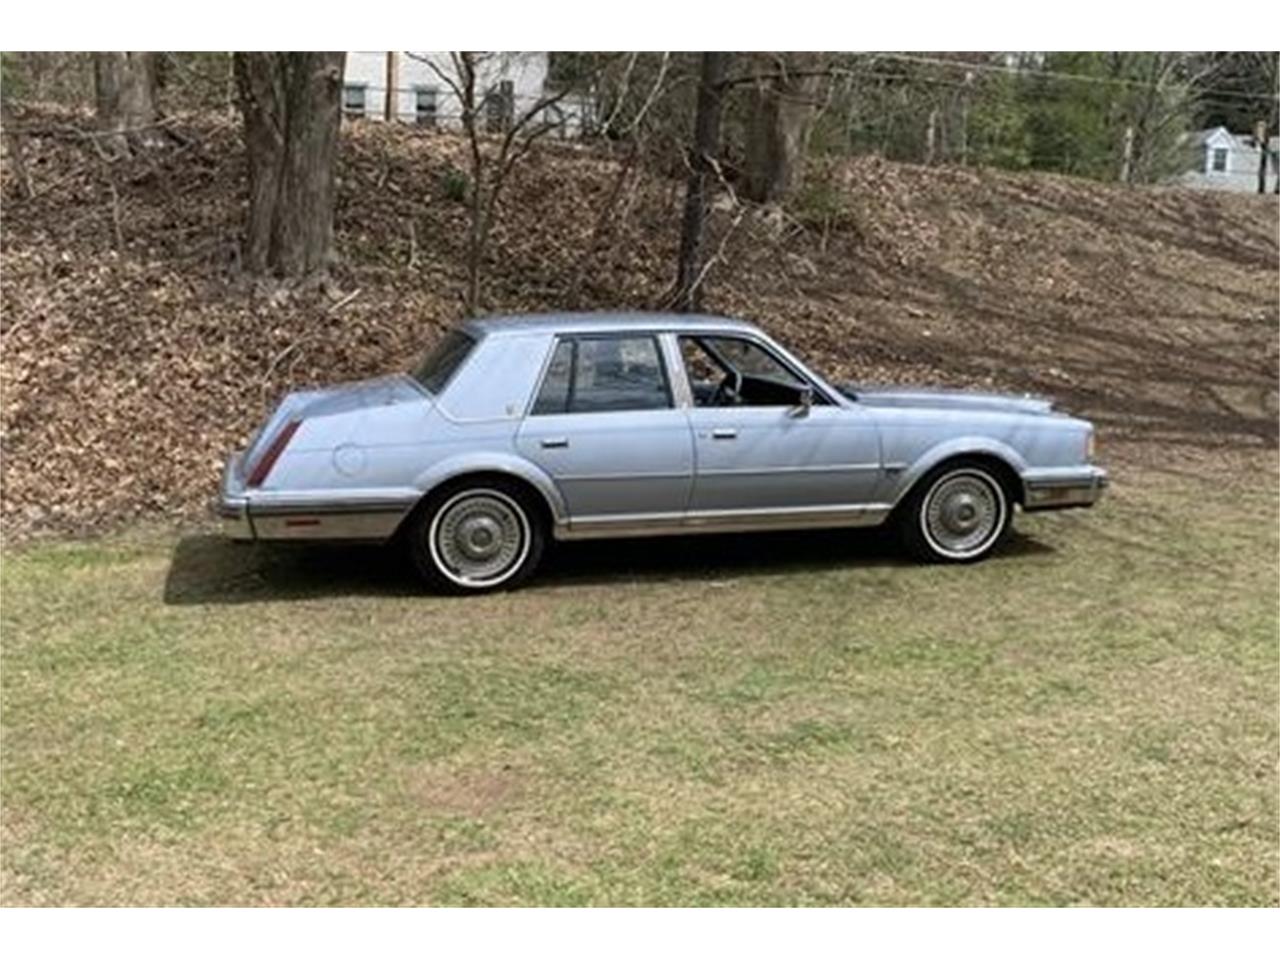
[219,312,1107,592]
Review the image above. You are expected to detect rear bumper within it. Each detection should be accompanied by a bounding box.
[1021,465,1109,512]
[215,452,416,543]
[218,455,255,540]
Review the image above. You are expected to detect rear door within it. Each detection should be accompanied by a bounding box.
[516,334,694,521]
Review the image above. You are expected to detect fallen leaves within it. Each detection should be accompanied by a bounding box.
[1,106,1276,542]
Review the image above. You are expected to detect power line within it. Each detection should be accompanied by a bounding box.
[872,52,1280,104]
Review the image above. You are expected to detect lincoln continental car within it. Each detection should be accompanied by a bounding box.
[218,313,1107,592]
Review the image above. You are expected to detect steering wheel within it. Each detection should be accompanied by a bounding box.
[710,370,742,407]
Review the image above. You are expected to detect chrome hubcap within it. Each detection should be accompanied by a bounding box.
[430,491,528,586]
[923,471,1003,557]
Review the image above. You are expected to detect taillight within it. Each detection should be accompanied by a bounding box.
[246,419,301,488]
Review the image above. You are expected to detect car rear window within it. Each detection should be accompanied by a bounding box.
[411,330,475,395]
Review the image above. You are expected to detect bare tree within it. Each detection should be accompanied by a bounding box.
[672,52,730,312]
[742,53,824,203]
[556,52,682,305]
[1247,53,1279,193]
[233,52,345,289]
[93,53,168,156]
[409,52,574,314]
[1124,53,1216,184]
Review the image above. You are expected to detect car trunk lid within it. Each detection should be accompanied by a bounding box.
[239,375,430,478]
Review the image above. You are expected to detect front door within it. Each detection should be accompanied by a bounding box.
[516,333,694,523]
[676,334,881,513]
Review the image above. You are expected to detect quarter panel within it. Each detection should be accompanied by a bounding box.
[412,448,569,524]
[250,405,563,523]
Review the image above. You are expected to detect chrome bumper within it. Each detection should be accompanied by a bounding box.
[217,454,255,540]
[215,451,415,543]
[1022,466,1108,511]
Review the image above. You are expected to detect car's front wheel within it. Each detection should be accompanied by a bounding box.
[898,460,1012,563]
[407,478,545,593]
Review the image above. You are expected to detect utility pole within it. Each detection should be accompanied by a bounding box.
[925,107,938,165]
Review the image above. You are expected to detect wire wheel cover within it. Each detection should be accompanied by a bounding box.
[430,491,528,585]
[923,471,1003,557]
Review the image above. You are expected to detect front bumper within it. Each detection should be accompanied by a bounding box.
[1021,465,1109,511]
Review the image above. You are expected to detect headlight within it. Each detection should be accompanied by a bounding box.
[1085,430,1096,462]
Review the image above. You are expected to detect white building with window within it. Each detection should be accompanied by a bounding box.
[1178,126,1279,193]
[342,52,553,132]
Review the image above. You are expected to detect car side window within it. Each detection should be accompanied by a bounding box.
[530,335,672,415]
[679,335,818,408]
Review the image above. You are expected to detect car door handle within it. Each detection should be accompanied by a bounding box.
[710,428,737,440]
[540,437,570,449]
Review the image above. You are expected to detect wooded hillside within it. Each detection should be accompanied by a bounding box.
[1,107,1276,539]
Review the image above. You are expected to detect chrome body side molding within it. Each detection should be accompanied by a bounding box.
[555,503,893,541]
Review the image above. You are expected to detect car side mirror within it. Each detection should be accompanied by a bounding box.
[790,385,813,418]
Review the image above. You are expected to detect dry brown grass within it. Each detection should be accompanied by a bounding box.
[2,454,1275,906]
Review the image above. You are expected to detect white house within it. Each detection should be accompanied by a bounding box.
[343,52,578,134]
[1178,126,1279,193]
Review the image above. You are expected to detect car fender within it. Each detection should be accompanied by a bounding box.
[412,451,569,524]
[889,436,1029,508]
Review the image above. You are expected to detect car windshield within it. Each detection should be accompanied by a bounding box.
[411,330,475,394]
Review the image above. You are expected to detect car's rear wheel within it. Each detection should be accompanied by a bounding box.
[407,478,545,593]
[898,460,1011,563]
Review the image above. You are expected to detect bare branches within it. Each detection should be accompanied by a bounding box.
[600,52,640,132]
[405,52,467,107]
[412,51,589,313]
[616,52,671,137]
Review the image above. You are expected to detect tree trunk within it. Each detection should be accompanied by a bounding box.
[1119,124,1134,184]
[233,52,345,285]
[93,52,165,156]
[385,52,398,121]
[1130,53,1166,184]
[673,51,729,313]
[1256,121,1270,194]
[452,53,486,316]
[743,53,819,203]
[1,98,33,199]
[924,108,939,165]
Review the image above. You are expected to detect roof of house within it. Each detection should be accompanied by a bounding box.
[1192,126,1239,147]
[1192,127,1279,151]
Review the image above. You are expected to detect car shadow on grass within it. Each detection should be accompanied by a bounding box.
[162,528,1055,605]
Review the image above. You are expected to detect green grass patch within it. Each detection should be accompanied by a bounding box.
[2,464,1276,905]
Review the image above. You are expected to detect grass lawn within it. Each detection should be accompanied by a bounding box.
[2,460,1276,906]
